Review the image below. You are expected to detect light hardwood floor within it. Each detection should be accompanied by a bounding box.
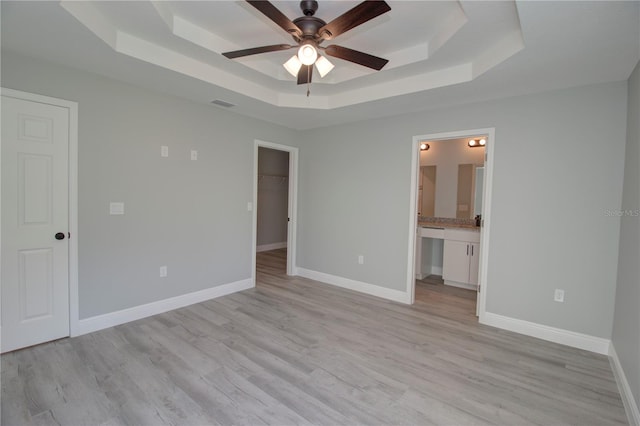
[1,249,628,425]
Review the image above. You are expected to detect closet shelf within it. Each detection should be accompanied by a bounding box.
[259,174,288,179]
[258,174,288,184]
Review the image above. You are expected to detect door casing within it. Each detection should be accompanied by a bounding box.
[407,128,495,323]
[251,139,299,281]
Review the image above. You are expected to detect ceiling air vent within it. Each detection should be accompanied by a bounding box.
[210,99,235,108]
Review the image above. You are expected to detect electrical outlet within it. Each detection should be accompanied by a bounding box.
[358,255,364,265]
[160,266,167,278]
[554,289,564,302]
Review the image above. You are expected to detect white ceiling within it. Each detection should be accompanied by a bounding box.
[1,1,639,130]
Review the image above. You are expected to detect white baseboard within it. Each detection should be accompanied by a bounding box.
[609,345,640,426]
[481,312,611,355]
[256,242,287,252]
[297,267,411,304]
[72,278,253,337]
[416,267,443,280]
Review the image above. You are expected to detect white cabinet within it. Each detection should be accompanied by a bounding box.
[442,229,480,289]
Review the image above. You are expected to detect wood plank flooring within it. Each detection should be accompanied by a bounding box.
[1,249,628,425]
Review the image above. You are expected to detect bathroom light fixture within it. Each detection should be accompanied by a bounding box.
[420,143,430,151]
[468,138,486,148]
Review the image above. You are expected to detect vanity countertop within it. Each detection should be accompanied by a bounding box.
[418,221,480,231]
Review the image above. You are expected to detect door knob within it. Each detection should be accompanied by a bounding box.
[55,232,65,240]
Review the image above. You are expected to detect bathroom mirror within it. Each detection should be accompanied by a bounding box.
[419,137,486,219]
[456,164,474,219]
[418,166,436,216]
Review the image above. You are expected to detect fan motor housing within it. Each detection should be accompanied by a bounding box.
[293,16,326,39]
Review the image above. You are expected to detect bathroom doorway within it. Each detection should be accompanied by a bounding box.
[407,129,495,321]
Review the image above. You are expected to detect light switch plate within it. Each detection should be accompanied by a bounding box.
[109,202,124,215]
[247,202,253,211]
[191,150,198,161]
[161,146,169,157]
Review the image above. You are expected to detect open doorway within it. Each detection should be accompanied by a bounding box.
[407,129,495,322]
[252,140,299,285]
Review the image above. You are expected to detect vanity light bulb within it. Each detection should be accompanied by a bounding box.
[469,139,477,146]
[420,143,430,151]
[479,138,486,146]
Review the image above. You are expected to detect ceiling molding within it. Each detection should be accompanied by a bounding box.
[59,0,526,111]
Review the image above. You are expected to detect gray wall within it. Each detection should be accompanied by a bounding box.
[257,147,289,247]
[1,52,296,318]
[612,60,640,412]
[297,81,627,339]
[2,52,630,343]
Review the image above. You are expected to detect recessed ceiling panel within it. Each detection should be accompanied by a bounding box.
[58,0,524,108]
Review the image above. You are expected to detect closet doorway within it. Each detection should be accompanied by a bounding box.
[252,140,299,283]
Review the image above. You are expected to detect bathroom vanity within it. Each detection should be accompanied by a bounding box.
[416,223,480,290]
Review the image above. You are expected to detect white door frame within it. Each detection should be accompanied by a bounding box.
[406,128,495,322]
[0,87,80,339]
[251,140,299,281]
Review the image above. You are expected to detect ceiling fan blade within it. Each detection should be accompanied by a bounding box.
[246,0,302,39]
[324,45,388,70]
[222,44,293,59]
[318,1,391,41]
[297,65,313,85]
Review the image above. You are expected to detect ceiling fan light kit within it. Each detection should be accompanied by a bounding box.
[284,53,334,78]
[222,0,391,94]
[314,55,335,77]
[284,55,303,77]
[298,41,318,65]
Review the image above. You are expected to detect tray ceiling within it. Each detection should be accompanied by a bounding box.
[1,1,638,129]
[59,1,524,109]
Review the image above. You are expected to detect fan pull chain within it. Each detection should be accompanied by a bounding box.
[306,66,311,97]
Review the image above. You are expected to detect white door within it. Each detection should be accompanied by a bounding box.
[1,94,70,353]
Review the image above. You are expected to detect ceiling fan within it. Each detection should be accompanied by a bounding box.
[222,0,391,91]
